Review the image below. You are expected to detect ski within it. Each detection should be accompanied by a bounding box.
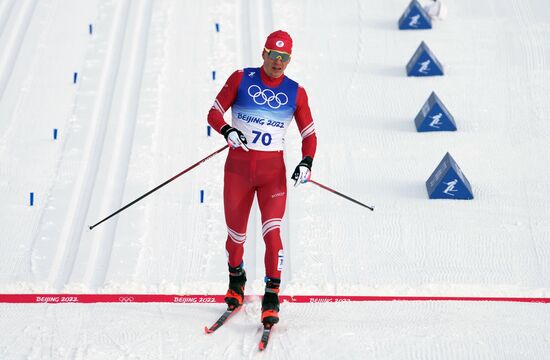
[258,323,273,351]
[204,305,241,334]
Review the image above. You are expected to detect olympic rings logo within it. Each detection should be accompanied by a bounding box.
[118,297,135,302]
[247,85,288,109]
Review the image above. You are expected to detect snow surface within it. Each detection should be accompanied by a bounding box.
[1,0,550,358]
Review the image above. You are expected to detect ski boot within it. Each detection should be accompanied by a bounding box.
[261,277,280,325]
[224,264,246,309]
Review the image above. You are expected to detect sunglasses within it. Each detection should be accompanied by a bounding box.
[265,48,291,62]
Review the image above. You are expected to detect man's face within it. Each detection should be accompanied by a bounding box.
[262,49,291,78]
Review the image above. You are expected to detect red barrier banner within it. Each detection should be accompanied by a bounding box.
[283,295,550,304]
[1,294,549,304]
[0,294,224,304]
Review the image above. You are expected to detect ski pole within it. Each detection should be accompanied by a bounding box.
[308,179,374,211]
[89,145,229,230]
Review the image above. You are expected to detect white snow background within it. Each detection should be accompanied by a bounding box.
[1,0,550,358]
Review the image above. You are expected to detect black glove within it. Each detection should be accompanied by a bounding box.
[291,156,313,187]
[221,125,248,151]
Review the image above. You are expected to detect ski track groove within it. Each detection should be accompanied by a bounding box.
[85,0,154,290]
[0,0,16,41]
[150,0,185,288]
[3,0,67,282]
[137,0,215,289]
[47,0,132,290]
[0,0,37,103]
[27,0,103,285]
[0,0,38,144]
[131,0,169,287]
[203,0,232,290]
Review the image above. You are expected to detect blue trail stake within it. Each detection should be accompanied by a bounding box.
[200,190,204,203]
[73,72,78,84]
[30,192,34,206]
[53,128,58,140]
[207,125,211,137]
[215,23,220,32]
[212,71,216,80]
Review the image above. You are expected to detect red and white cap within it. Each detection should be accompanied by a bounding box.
[264,30,293,54]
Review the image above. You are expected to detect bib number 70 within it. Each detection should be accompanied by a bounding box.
[251,130,272,146]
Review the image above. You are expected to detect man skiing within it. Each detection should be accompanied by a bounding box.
[207,30,317,326]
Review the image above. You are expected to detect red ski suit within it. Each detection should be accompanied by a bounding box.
[208,67,317,279]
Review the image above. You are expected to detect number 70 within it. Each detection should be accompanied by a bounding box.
[251,130,272,146]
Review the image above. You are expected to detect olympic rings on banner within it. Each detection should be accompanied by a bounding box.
[118,297,135,302]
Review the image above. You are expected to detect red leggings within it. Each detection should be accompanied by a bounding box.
[224,148,286,279]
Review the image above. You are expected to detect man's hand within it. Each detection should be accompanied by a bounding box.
[221,125,249,151]
[291,156,313,187]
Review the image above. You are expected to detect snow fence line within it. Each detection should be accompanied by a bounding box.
[1,294,550,304]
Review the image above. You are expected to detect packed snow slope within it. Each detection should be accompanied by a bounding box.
[1,0,550,358]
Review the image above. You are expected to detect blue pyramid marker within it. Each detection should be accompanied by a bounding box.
[406,41,444,77]
[415,92,457,132]
[426,153,473,199]
[398,0,432,30]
